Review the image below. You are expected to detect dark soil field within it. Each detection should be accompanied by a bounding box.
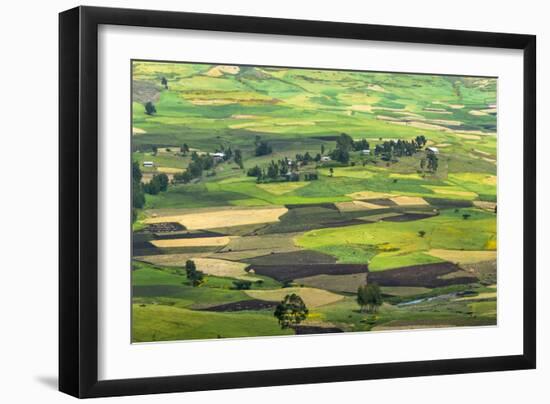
[381,212,437,222]
[201,299,278,312]
[368,262,479,287]
[285,202,338,210]
[251,263,368,282]
[153,230,226,240]
[244,250,337,266]
[145,222,186,232]
[293,325,343,334]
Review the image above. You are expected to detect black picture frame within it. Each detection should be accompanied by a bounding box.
[59,6,536,398]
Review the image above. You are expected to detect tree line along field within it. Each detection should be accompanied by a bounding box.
[131,61,497,342]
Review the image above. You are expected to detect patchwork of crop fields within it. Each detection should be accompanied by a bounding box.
[131,61,497,342]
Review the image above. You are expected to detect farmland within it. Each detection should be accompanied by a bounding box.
[131,61,497,342]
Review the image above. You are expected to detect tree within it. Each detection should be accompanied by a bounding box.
[415,135,427,148]
[321,144,325,155]
[426,153,438,172]
[336,133,355,152]
[329,147,350,164]
[418,230,426,238]
[173,170,193,184]
[462,213,471,220]
[132,161,143,183]
[187,159,203,178]
[267,160,279,179]
[185,260,204,287]
[232,280,252,290]
[180,143,190,155]
[132,181,145,209]
[156,173,169,192]
[234,149,243,169]
[420,158,426,170]
[255,140,272,156]
[161,76,168,89]
[357,283,383,313]
[329,168,334,177]
[247,165,262,177]
[143,173,169,195]
[274,294,308,329]
[354,138,370,151]
[144,101,156,115]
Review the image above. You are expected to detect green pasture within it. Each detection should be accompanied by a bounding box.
[296,208,496,271]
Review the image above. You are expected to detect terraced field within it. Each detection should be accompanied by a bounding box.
[131,60,497,342]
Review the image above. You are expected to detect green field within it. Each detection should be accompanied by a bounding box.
[131,61,497,342]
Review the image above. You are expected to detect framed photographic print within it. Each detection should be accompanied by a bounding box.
[59,6,536,398]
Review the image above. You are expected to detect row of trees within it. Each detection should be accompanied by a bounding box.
[142,173,169,195]
[132,161,145,222]
[174,145,244,183]
[327,133,371,164]
[357,283,383,313]
[254,136,273,156]
[247,159,292,182]
[420,152,439,172]
[131,162,170,221]
[373,137,424,161]
[185,260,204,287]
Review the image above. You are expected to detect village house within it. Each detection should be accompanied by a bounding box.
[209,152,226,162]
[320,156,331,162]
[426,147,439,155]
[142,161,154,168]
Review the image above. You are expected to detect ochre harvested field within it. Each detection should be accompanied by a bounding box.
[221,233,301,254]
[456,291,497,301]
[150,236,233,248]
[157,167,182,174]
[205,65,240,77]
[390,196,429,206]
[245,287,344,308]
[347,191,395,200]
[427,249,497,264]
[251,263,368,282]
[335,200,388,212]
[456,133,481,140]
[137,253,212,266]
[367,262,478,287]
[192,258,258,280]
[474,201,497,211]
[145,207,288,230]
